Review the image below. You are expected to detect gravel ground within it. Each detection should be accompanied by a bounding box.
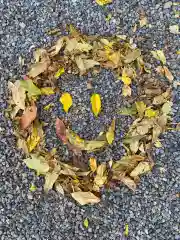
[0,1,180,240]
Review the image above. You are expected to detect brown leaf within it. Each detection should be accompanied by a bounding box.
[55,118,67,143]
[163,66,174,82]
[20,103,37,130]
[71,191,100,205]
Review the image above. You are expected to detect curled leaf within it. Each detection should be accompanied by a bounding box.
[91,93,101,117]
[121,176,136,191]
[71,191,100,205]
[60,92,73,113]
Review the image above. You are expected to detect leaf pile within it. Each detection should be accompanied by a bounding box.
[7,26,175,205]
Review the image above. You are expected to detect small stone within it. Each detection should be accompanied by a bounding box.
[19,22,26,29]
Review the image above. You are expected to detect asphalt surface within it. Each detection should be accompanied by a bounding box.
[0,1,180,240]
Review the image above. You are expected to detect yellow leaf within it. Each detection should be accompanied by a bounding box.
[41,87,55,95]
[26,126,40,152]
[95,0,112,6]
[121,70,132,85]
[105,13,112,22]
[154,139,162,148]
[124,223,129,237]
[43,103,54,111]
[83,218,89,228]
[135,101,146,117]
[71,191,100,205]
[84,140,106,152]
[29,183,37,192]
[151,50,166,65]
[122,85,131,97]
[55,67,65,79]
[91,93,101,117]
[130,162,152,177]
[60,92,73,113]
[177,50,180,55]
[89,158,97,172]
[145,108,158,118]
[106,119,115,144]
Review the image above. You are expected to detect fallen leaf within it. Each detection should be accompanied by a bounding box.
[130,161,152,177]
[135,101,146,117]
[44,170,60,192]
[118,106,137,116]
[41,87,55,95]
[43,103,54,110]
[122,85,131,97]
[29,183,37,192]
[17,138,29,154]
[55,183,64,195]
[8,81,26,111]
[139,16,148,27]
[71,191,100,205]
[20,103,37,130]
[151,50,166,65]
[94,163,107,187]
[124,223,129,237]
[121,69,132,85]
[83,218,89,228]
[83,59,100,70]
[28,61,49,78]
[26,125,41,152]
[55,118,67,143]
[60,92,73,113]
[163,66,174,82]
[145,108,158,118]
[91,93,101,117]
[49,37,65,56]
[106,119,115,144]
[154,139,162,148]
[121,176,136,191]
[169,25,179,34]
[161,101,173,115]
[89,158,97,172]
[95,0,112,6]
[112,155,144,171]
[55,67,65,79]
[24,154,49,175]
[19,80,41,98]
[84,139,106,151]
[105,13,112,22]
[124,49,141,64]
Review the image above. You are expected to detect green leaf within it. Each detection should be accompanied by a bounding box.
[118,105,137,116]
[19,80,41,98]
[135,101,146,117]
[24,154,49,175]
[83,218,89,228]
[124,223,129,237]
